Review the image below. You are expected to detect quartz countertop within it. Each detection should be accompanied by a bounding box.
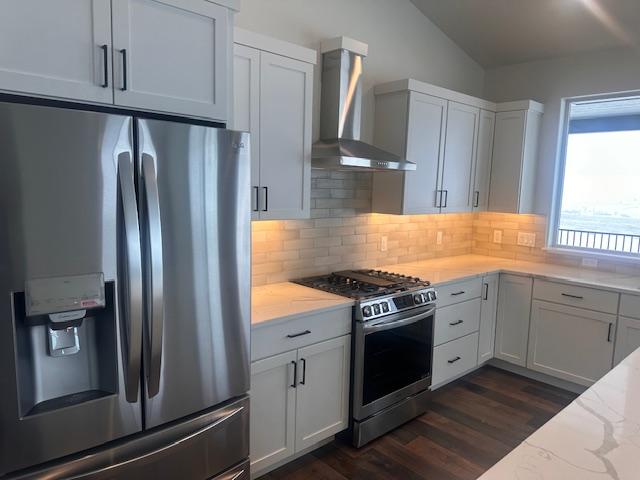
[251,254,640,327]
[251,281,353,327]
[479,346,640,480]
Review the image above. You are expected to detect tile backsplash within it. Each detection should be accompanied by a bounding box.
[252,171,640,287]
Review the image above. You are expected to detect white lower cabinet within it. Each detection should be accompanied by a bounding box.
[478,274,499,364]
[250,350,297,473]
[528,301,615,386]
[494,274,532,366]
[614,316,640,366]
[432,333,479,387]
[250,334,350,476]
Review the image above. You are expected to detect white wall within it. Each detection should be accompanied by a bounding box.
[235,0,484,143]
[484,47,640,216]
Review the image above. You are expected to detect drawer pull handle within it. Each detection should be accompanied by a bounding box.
[286,330,311,339]
[561,293,584,300]
[449,320,464,326]
[451,291,466,296]
[448,356,461,364]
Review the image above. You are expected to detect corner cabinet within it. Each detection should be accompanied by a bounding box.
[478,274,499,364]
[0,0,236,121]
[488,102,544,213]
[233,29,314,220]
[494,274,532,367]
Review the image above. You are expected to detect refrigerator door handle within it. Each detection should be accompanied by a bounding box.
[141,153,164,398]
[117,152,143,403]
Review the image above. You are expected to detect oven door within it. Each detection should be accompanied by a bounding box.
[352,305,434,421]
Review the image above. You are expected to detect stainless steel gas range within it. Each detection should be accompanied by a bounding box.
[294,270,437,447]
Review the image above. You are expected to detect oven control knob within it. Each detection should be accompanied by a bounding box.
[362,305,372,317]
[427,290,437,302]
[381,302,390,313]
[372,304,381,315]
[413,294,423,304]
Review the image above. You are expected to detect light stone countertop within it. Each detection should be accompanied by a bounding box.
[479,345,640,480]
[252,254,640,327]
[251,281,353,327]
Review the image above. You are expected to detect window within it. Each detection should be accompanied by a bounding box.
[553,95,640,256]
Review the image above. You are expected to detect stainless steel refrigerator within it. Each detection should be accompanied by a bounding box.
[0,100,251,479]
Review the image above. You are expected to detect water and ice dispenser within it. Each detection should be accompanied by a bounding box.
[13,273,119,417]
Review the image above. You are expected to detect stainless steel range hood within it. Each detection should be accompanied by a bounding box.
[312,37,415,172]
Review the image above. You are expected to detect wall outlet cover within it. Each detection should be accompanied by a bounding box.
[493,230,503,244]
[380,235,388,252]
[517,232,536,247]
[436,231,443,245]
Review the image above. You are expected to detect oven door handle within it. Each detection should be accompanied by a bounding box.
[363,306,436,334]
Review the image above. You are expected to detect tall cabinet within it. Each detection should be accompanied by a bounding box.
[233,28,315,220]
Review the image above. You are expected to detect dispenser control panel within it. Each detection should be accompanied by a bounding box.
[25,273,105,316]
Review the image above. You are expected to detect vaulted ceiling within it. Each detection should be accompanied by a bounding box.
[410,0,640,68]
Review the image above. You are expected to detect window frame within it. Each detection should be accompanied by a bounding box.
[548,91,640,261]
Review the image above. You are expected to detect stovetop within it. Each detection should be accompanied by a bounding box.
[293,269,431,300]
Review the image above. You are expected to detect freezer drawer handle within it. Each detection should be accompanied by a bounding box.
[65,405,245,480]
[117,152,143,403]
[286,330,311,338]
[141,153,165,398]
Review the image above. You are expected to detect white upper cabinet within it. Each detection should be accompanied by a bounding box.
[372,91,446,214]
[472,110,496,211]
[233,29,315,220]
[111,0,231,120]
[0,0,113,104]
[488,102,544,213]
[440,102,479,212]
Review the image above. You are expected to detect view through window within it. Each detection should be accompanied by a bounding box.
[556,96,640,255]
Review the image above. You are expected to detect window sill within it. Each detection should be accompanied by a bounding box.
[543,246,640,266]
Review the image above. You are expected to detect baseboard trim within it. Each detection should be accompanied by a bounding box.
[251,436,335,479]
[488,358,588,394]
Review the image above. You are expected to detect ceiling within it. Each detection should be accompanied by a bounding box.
[410,0,640,68]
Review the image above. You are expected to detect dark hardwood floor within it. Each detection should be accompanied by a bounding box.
[259,366,578,480]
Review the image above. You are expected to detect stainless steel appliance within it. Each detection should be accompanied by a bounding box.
[311,37,416,172]
[0,99,251,479]
[294,270,436,446]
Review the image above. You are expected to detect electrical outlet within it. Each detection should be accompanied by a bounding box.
[380,235,388,252]
[493,230,503,244]
[436,231,443,245]
[517,232,536,247]
[582,257,598,268]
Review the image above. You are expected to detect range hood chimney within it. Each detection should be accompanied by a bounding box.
[312,37,416,171]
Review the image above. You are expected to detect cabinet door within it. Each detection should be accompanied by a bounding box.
[528,301,615,386]
[488,111,526,213]
[472,110,495,211]
[233,44,261,220]
[495,274,532,366]
[0,0,113,104]
[258,52,312,220]
[478,274,499,364]
[402,92,448,214]
[614,316,640,365]
[295,335,350,452]
[440,101,479,212]
[250,350,297,474]
[111,0,230,120]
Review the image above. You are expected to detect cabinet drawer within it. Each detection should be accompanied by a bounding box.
[434,299,481,346]
[432,333,479,387]
[436,278,482,308]
[620,294,640,319]
[251,308,351,361]
[533,279,619,314]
